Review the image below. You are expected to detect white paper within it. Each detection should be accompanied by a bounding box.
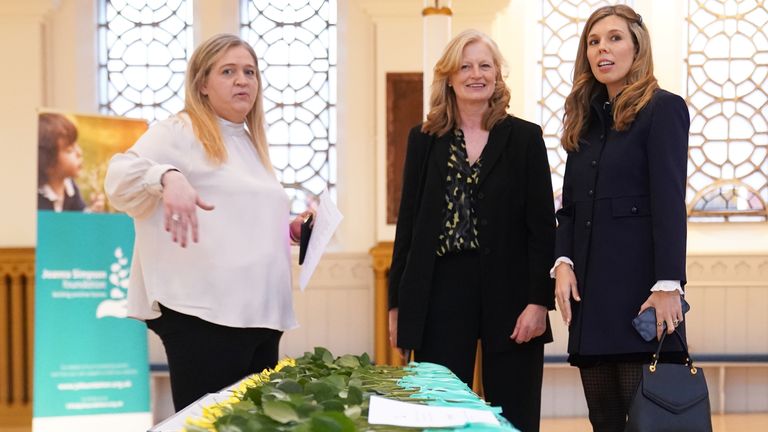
[367,395,500,428]
[299,189,343,290]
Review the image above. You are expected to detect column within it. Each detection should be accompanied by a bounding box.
[422,0,452,118]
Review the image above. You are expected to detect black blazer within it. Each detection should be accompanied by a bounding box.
[389,115,556,352]
[555,88,690,356]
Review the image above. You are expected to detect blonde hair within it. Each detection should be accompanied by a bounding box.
[561,5,658,151]
[184,33,272,171]
[422,29,511,136]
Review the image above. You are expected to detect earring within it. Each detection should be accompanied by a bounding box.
[448,83,452,87]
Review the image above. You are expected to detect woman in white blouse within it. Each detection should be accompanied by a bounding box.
[105,34,309,411]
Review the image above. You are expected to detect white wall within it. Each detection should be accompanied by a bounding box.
[0,1,49,247]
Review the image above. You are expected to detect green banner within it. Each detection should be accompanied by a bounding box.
[33,211,150,420]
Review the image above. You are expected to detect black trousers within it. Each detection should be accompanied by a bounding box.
[147,304,282,411]
[413,251,545,432]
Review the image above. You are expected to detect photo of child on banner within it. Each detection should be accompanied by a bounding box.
[37,111,148,213]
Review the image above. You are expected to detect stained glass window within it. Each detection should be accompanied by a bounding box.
[686,0,768,221]
[98,0,193,122]
[241,0,337,213]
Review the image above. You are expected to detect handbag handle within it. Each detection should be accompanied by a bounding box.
[649,330,698,376]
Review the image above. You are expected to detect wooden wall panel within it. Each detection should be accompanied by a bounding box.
[0,248,34,427]
[386,72,423,224]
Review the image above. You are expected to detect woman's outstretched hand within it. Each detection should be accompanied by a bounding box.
[161,170,215,247]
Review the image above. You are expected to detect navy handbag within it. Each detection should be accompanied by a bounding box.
[625,330,712,432]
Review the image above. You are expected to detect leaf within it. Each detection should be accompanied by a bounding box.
[243,386,263,406]
[261,386,289,401]
[214,414,249,431]
[305,381,336,402]
[346,386,363,405]
[359,352,372,366]
[295,401,320,417]
[320,399,345,412]
[262,400,300,424]
[324,374,348,391]
[292,423,314,432]
[314,347,334,365]
[335,355,360,369]
[310,411,356,432]
[276,378,303,395]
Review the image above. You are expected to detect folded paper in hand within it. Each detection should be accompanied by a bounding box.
[298,189,342,290]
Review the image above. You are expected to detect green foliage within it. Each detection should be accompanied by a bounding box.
[204,348,418,432]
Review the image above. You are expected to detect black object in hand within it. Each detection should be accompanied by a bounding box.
[632,297,690,342]
[298,214,313,265]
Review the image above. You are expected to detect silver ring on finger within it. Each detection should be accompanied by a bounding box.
[171,214,181,222]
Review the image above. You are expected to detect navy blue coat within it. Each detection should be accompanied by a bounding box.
[389,115,556,352]
[555,88,690,357]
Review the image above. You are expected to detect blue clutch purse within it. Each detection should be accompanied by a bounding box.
[632,297,690,342]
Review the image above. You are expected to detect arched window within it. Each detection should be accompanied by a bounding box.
[241,0,337,213]
[686,0,768,221]
[98,0,193,122]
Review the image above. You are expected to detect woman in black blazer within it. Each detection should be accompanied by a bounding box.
[388,29,555,432]
[553,6,690,432]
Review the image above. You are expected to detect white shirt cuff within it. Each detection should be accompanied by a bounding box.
[650,280,684,295]
[549,256,574,279]
[143,164,178,196]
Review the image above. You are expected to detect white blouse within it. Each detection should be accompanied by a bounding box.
[105,113,298,331]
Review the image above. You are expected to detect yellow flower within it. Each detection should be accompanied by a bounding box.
[183,357,296,431]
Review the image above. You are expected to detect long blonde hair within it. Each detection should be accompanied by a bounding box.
[561,5,658,151]
[184,34,272,171]
[422,29,511,136]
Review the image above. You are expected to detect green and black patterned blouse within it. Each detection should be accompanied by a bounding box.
[436,129,482,256]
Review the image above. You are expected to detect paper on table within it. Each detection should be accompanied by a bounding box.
[367,395,500,428]
[299,189,343,291]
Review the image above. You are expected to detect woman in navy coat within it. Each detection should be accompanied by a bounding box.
[553,5,690,432]
[388,30,555,432]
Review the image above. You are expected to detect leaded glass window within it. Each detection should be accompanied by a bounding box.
[98,0,193,122]
[686,0,768,221]
[241,0,337,213]
[539,0,631,209]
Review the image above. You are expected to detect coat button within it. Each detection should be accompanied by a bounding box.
[483,248,491,255]
[588,189,594,196]
[481,219,488,226]
[591,160,597,167]
[600,134,605,140]
[631,206,638,214]
[585,220,592,228]
[477,192,485,199]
